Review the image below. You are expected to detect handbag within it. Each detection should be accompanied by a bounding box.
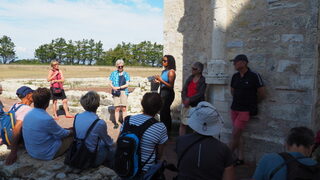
[52,87,62,95]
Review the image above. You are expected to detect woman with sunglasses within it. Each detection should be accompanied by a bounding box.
[154,55,176,133]
[180,62,206,136]
[109,59,130,129]
[47,60,74,120]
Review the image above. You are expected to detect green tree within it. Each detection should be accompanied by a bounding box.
[0,35,16,64]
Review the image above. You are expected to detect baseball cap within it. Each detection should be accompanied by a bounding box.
[230,54,248,63]
[16,86,34,98]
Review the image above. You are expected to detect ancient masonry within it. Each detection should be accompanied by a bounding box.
[164,0,320,161]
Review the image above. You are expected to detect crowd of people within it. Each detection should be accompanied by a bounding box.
[0,54,319,180]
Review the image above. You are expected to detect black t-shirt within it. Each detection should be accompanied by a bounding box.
[176,133,233,180]
[231,68,264,111]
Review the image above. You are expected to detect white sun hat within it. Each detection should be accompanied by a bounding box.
[187,101,224,137]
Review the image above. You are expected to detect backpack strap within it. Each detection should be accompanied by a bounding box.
[74,114,100,141]
[121,115,132,133]
[177,135,209,168]
[10,103,25,112]
[72,114,79,138]
[269,152,309,179]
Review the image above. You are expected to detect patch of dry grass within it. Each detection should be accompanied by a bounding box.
[0,65,162,79]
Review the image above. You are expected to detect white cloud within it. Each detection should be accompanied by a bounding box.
[0,0,163,59]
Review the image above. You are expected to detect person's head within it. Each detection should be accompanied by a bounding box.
[0,83,2,95]
[141,92,162,116]
[231,54,248,71]
[191,62,204,76]
[80,91,100,113]
[115,59,124,72]
[50,60,59,70]
[162,55,176,70]
[16,86,34,105]
[286,127,315,155]
[32,88,51,110]
[188,101,224,137]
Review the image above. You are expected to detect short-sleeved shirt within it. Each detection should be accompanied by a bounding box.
[176,133,233,180]
[253,152,317,180]
[109,70,130,95]
[120,114,168,171]
[22,108,70,160]
[74,111,114,152]
[231,68,264,111]
[12,103,33,122]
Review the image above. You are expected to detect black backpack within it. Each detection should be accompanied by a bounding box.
[114,116,158,178]
[64,116,100,170]
[269,152,320,180]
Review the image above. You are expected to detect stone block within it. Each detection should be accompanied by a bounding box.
[290,75,314,90]
[226,41,244,48]
[277,60,298,73]
[300,58,315,75]
[268,103,312,122]
[281,34,304,42]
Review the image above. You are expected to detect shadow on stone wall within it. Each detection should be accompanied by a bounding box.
[175,0,319,162]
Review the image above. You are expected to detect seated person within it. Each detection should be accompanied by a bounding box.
[5,86,34,165]
[253,127,318,180]
[119,92,168,176]
[22,87,73,160]
[75,91,115,167]
[176,101,234,180]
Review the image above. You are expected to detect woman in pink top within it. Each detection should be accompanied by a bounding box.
[47,60,73,120]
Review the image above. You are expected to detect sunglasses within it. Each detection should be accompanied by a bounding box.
[162,60,168,63]
[192,67,198,71]
[117,66,124,69]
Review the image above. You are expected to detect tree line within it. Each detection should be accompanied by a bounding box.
[0,35,163,66]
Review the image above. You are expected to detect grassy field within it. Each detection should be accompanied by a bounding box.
[0,64,162,79]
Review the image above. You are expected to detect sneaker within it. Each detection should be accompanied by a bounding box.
[113,123,119,129]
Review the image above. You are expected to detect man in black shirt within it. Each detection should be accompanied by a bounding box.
[229,54,265,166]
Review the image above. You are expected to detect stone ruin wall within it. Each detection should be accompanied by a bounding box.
[164,0,320,162]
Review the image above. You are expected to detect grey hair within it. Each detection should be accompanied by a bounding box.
[115,59,125,66]
[80,91,100,112]
[193,62,204,73]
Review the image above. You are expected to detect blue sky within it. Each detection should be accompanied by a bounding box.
[0,0,163,59]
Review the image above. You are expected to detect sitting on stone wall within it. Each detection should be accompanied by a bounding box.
[68,91,115,168]
[22,87,73,160]
[4,86,34,165]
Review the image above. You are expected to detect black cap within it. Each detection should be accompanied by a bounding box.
[230,54,248,63]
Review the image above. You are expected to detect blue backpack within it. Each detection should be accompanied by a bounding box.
[114,116,158,179]
[0,104,24,146]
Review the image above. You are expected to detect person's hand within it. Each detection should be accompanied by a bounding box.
[5,151,17,165]
[113,87,120,90]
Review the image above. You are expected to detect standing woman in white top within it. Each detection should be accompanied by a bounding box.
[47,60,73,120]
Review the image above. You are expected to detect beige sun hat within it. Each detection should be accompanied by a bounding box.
[187,101,224,137]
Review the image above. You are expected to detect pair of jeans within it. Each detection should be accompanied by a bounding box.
[160,87,175,133]
[94,145,115,168]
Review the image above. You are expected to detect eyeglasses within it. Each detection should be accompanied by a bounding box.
[117,66,123,69]
[162,60,168,63]
[192,67,198,71]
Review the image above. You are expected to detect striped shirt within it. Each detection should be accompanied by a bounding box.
[120,114,168,171]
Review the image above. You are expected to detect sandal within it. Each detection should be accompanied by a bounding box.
[65,115,75,118]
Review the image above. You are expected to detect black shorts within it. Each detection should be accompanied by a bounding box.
[50,87,67,100]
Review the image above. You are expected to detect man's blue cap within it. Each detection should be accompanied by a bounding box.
[16,86,34,98]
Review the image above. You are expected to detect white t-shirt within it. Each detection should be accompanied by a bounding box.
[12,103,33,121]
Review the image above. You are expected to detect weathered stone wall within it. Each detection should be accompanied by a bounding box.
[164,0,320,162]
